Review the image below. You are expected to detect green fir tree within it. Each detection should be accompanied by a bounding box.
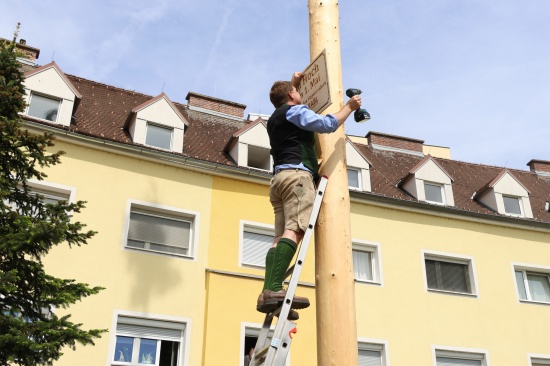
[0,26,105,366]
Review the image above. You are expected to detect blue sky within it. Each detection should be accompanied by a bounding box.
[2,0,549,170]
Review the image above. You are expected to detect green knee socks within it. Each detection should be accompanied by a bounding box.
[262,247,276,292]
[263,238,297,292]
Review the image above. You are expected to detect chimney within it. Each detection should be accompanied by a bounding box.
[0,37,40,63]
[186,92,246,118]
[366,131,424,153]
[527,159,550,176]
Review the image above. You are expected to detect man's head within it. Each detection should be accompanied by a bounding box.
[269,81,302,108]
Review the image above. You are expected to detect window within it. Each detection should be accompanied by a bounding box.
[352,241,381,284]
[435,349,486,366]
[424,253,476,295]
[348,168,361,190]
[358,342,385,366]
[125,202,197,258]
[515,269,550,303]
[424,182,445,204]
[247,145,271,171]
[27,93,61,122]
[241,222,274,268]
[112,314,185,366]
[503,195,522,216]
[242,324,284,366]
[146,123,173,150]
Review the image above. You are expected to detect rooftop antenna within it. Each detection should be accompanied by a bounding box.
[161,82,165,93]
[51,51,55,62]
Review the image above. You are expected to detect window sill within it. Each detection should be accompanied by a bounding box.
[355,279,381,286]
[125,246,194,260]
[519,299,550,306]
[427,288,477,298]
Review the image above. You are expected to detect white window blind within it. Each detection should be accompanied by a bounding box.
[436,357,481,366]
[242,230,273,267]
[116,317,183,341]
[358,349,382,366]
[127,210,191,255]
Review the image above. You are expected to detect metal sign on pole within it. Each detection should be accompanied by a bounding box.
[296,49,332,114]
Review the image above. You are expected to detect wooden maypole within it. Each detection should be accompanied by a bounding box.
[309,1,359,365]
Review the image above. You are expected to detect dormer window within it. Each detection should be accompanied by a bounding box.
[225,119,272,172]
[347,168,361,190]
[125,93,188,154]
[145,123,173,150]
[247,145,271,171]
[424,182,445,204]
[23,62,81,128]
[399,155,455,206]
[503,195,522,216]
[27,93,61,122]
[476,170,533,218]
[345,139,372,192]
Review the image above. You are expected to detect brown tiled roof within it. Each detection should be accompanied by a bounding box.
[21,71,550,224]
[354,142,550,223]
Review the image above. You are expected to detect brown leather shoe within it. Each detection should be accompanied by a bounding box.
[278,309,299,321]
[256,290,310,313]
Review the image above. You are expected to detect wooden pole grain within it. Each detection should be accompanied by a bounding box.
[308,1,359,365]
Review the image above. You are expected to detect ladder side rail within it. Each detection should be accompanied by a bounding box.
[250,314,275,366]
[264,320,297,366]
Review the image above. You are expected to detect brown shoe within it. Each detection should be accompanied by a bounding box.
[256,290,310,313]
[278,309,299,321]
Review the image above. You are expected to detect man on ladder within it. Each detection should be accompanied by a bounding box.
[256,71,362,319]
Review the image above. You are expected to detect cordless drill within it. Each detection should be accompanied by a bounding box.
[345,88,370,122]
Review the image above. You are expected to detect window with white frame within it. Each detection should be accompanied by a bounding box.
[503,195,523,216]
[241,222,274,268]
[424,182,445,204]
[515,268,550,303]
[27,92,61,122]
[435,349,486,366]
[358,342,385,366]
[247,145,271,171]
[242,325,283,366]
[125,203,195,258]
[531,356,550,366]
[424,254,476,295]
[348,168,361,190]
[145,123,173,150]
[5,182,74,216]
[352,241,381,284]
[112,315,185,366]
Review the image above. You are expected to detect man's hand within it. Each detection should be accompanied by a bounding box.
[291,72,304,88]
[347,95,361,111]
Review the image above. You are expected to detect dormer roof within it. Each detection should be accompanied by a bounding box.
[24,61,82,99]
[476,169,530,197]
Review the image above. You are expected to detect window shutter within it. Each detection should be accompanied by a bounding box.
[439,261,469,293]
[242,231,272,267]
[116,316,184,341]
[358,350,382,366]
[128,211,190,249]
[436,357,481,366]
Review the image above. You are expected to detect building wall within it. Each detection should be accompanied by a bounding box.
[41,139,213,366]
[351,201,550,364]
[35,138,550,366]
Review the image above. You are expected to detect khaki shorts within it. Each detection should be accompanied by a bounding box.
[269,169,316,237]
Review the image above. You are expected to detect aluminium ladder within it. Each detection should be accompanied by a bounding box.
[250,175,328,366]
